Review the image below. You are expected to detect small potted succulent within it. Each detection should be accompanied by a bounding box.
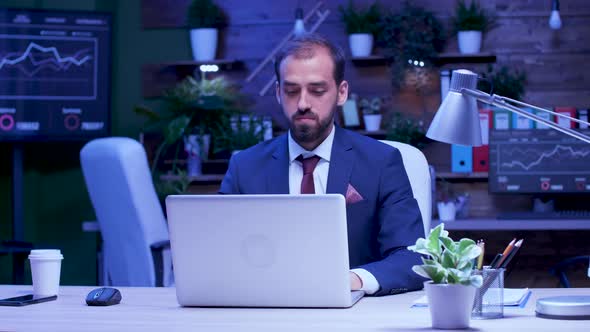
[408,223,483,329]
[186,0,226,61]
[452,0,496,54]
[359,97,382,132]
[338,0,381,57]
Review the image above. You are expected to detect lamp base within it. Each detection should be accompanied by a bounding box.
[536,296,590,320]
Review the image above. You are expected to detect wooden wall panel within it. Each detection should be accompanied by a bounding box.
[140,0,590,164]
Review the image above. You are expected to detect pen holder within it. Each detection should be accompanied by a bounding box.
[471,268,504,319]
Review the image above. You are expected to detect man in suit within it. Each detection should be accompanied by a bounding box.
[220,34,424,296]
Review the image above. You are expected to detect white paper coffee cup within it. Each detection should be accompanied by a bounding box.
[29,249,64,296]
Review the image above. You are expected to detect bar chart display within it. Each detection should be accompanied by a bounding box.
[489,129,590,193]
[0,9,110,141]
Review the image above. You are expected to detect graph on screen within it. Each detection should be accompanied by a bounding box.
[489,129,590,193]
[0,36,97,100]
[0,8,111,141]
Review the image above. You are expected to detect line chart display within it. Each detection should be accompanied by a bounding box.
[489,129,590,193]
[0,9,111,141]
[0,36,97,100]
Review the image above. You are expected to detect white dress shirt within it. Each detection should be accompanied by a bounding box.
[287,126,380,295]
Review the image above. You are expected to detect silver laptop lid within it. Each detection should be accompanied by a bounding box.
[166,194,353,307]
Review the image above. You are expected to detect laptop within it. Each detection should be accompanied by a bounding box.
[165,194,364,308]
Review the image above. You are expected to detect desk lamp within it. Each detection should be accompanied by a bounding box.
[426,69,590,320]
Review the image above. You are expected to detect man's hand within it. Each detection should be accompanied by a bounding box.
[350,271,363,290]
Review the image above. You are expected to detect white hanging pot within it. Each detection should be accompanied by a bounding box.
[424,282,476,329]
[437,201,456,221]
[457,30,482,54]
[348,33,373,57]
[363,114,382,132]
[190,28,218,61]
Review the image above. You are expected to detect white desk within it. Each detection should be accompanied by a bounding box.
[1,285,589,331]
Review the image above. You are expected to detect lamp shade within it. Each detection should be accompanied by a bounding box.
[426,69,482,147]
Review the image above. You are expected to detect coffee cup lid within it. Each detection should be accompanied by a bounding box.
[28,249,63,260]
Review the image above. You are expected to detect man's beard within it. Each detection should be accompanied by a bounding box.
[290,106,336,144]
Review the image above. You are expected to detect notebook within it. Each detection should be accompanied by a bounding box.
[165,194,364,308]
[412,288,531,308]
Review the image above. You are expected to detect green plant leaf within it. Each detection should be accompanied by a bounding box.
[164,115,191,144]
[469,274,483,288]
[441,250,457,269]
[439,236,456,253]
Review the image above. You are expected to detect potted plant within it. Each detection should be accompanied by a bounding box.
[186,0,226,61]
[452,0,496,54]
[477,65,527,100]
[338,1,381,57]
[385,112,428,149]
[436,178,457,221]
[359,97,382,132]
[378,2,446,90]
[408,223,483,329]
[134,75,248,176]
[212,114,265,156]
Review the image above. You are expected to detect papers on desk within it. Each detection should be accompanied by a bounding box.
[412,288,531,308]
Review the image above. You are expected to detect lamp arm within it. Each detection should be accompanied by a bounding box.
[501,95,590,127]
[461,88,590,144]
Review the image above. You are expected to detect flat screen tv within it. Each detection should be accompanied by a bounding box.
[0,8,111,141]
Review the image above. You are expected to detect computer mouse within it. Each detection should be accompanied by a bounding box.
[85,287,122,306]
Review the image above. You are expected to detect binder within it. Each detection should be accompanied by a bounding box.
[452,144,473,173]
[534,109,552,129]
[493,109,510,130]
[512,107,533,129]
[578,109,589,129]
[555,107,577,128]
[473,109,492,172]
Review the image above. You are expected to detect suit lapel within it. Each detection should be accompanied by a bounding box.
[266,135,290,194]
[327,126,354,196]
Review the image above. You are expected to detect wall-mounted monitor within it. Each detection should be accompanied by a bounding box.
[0,8,111,141]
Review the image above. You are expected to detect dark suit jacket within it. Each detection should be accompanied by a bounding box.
[219,126,425,296]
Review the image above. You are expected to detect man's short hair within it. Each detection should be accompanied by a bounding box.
[274,33,346,86]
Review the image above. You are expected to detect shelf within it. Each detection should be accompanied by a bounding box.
[141,59,244,97]
[160,173,224,183]
[349,53,496,66]
[437,172,489,180]
[434,52,496,65]
[433,218,590,231]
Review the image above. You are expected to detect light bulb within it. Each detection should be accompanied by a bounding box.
[293,7,306,37]
[549,0,562,30]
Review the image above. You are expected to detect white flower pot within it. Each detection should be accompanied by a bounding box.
[190,28,218,61]
[458,30,482,54]
[348,33,373,57]
[424,281,476,329]
[184,134,211,176]
[363,114,382,132]
[437,201,456,221]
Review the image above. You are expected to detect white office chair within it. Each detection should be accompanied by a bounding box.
[379,140,432,235]
[80,137,173,287]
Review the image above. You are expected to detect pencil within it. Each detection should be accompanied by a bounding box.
[477,241,485,270]
[495,238,516,268]
[500,239,524,269]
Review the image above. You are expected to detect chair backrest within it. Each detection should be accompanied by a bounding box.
[379,140,432,235]
[80,137,168,286]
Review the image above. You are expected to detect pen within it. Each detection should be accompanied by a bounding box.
[490,253,503,268]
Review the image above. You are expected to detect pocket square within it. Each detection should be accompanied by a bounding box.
[345,184,364,204]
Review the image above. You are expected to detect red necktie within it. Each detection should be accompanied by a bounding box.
[297,155,321,194]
